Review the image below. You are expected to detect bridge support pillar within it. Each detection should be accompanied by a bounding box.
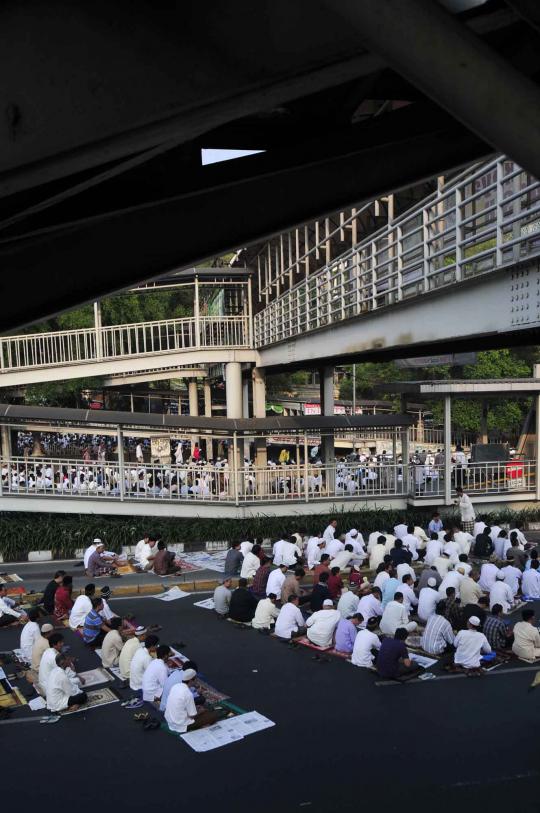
[1,425,11,459]
[116,426,125,500]
[535,365,540,502]
[320,366,335,490]
[252,367,267,468]
[204,381,213,461]
[188,379,200,458]
[241,376,250,462]
[226,363,243,492]
[444,396,452,506]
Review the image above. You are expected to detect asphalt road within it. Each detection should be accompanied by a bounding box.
[1,592,539,812]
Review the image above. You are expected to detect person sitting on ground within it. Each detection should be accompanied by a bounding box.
[134,535,158,572]
[501,556,522,597]
[266,563,288,601]
[492,529,510,561]
[229,578,259,623]
[54,575,74,622]
[525,548,538,570]
[119,626,147,681]
[458,570,483,607]
[45,653,88,713]
[87,542,118,578]
[69,583,95,630]
[84,538,120,571]
[522,559,540,598]
[442,586,462,630]
[483,604,513,654]
[330,544,365,572]
[443,533,461,565]
[456,554,472,577]
[438,567,464,601]
[142,644,171,703]
[42,570,66,615]
[428,512,443,535]
[369,536,388,571]
[461,595,489,631]
[165,668,219,733]
[275,595,307,640]
[479,561,499,592]
[307,536,326,570]
[416,564,442,592]
[512,608,540,662]
[507,533,528,570]
[327,566,344,601]
[153,540,181,576]
[252,593,280,632]
[350,616,381,669]
[240,544,262,580]
[418,577,440,623]
[160,659,200,713]
[389,538,412,568]
[129,634,160,692]
[489,570,514,614]
[356,587,383,626]
[310,571,332,612]
[433,552,452,579]
[223,541,243,579]
[312,554,331,586]
[213,578,232,618]
[421,602,455,656]
[101,617,128,667]
[380,592,417,636]
[334,613,362,654]
[281,568,310,605]
[20,608,41,663]
[30,622,55,682]
[279,536,303,568]
[377,627,420,681]
[251,557,272,599]
[425,533,443,566]
[381,572,401,609]
[399,574,418,613]
[402,525,420,561]
[306,599,341,648]
[337,587,359,620]
[473,527,493,559]
[453,616,491,670]
[38,632,66,694]
[82,598,112,646]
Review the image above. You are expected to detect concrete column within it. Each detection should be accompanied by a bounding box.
[241,376,250,463]
[320,366,335,493]
[204,381,213,460]
[479,400,489,444]
[94,301,103,359]
[225,362,243,419]
[117,426,125,500]
[401,429,409,495]
[1,425,11,459]
[188,379,199,456]
[252,367,267,468]
[444,395,452,505]
[535,365,540,500]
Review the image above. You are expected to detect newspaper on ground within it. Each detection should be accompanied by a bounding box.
[193,598,216,610]
[153,586,192,601]
[181,710,275,752]
[409,653,438,669]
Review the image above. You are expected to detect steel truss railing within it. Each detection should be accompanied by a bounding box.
[0,457,534,505]
[254,156,540,347]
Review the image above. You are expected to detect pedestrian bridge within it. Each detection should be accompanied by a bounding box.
[0,155,539,386]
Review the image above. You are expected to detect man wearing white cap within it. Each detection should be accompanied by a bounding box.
[306,599,341,648]
[345,529,365,556]
[119,626,147,681]
[418,578,440,623]
[489,571,514,614]
[453,616,491,669]
[165,668,218,733]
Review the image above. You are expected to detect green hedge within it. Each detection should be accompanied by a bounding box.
[0,505,539,562]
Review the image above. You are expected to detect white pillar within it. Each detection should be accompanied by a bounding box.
[204,381,212,460]
[94,301,103,359]
[444,395,452,505]
[1,425,11,459]
[117,426,125,500]
[535,365,540,500]
[252,367,267,468]
[188,379,199,455]
[320,366,335,467]
[225,362,243,419]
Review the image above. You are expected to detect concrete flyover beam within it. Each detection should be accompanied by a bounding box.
[337,0,540,178]
[0,349,257,389]
[258,261,540,370]
[102,367,208,387]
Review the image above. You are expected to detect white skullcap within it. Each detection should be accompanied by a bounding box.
[427,577,437,587]
[349,529,358,536]
[134,626,147,636]
[182,668,197,682]
[323,599,334,607]
[93,538,102,545]
[469,616,481,627]
[496,571,505,579]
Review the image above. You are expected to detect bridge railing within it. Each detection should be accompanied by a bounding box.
[0,315,250,372]
[0,456,533,505]
[254,156,540,347]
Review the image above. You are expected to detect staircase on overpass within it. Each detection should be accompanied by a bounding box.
[0,155,539,386]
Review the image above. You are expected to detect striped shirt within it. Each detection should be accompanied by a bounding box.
[82,609,103,643]
[421,614,455,655]
[483,615,508,650]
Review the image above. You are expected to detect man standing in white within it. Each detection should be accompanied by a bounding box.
[454,487,475,534]
[323,520,338,546]
[306,600,341,647]
[453,616,491,668]
[19,608,40,662]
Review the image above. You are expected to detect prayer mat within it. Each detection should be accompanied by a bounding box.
[294,636,350,659]
[0,573,23,584]
[60,687,119,715]
[5,586,25,597]
[173,558,204,573]
[0,679,27,708]
[77,667,114,687]
[192,677,230,703]
[115,563,137,575]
